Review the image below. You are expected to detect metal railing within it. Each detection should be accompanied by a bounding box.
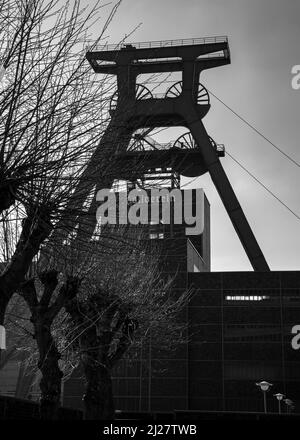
[90,36,228,52]
[128,139,174,151]
[128,137,225,153]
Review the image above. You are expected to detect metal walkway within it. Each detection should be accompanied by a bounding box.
[89,36,228,52]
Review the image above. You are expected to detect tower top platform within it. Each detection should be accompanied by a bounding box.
[89,36,228,52]
[86,36,230,74]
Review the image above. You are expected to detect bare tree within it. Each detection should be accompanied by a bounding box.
[0,0,122,336]
[11,228,189,420]
[20,270,81,419]
[63,234,190,420]
[0,0,190,422]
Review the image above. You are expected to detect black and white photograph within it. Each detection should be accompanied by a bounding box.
[0,0,299,433]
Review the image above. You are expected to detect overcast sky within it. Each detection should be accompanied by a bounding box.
[89,0,300,271]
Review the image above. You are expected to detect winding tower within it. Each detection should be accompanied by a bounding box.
[70,37,269,271]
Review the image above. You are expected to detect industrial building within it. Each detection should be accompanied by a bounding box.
[1,36,300,417]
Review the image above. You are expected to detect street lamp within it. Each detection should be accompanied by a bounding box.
[273,393,285,414]
[256,381,273,413]
[284,398,294,414]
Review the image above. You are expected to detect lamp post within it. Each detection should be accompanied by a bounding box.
[284,398,294,414]
[273,393,285,414]
[256,381,273,413]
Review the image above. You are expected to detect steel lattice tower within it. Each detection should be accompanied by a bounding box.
[67,37,269,271]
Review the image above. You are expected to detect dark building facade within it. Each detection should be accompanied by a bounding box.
[187,271,300,413]
[103,271,300,414]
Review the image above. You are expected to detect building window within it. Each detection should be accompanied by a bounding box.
[149,232,164,240]
[225,295,269,301]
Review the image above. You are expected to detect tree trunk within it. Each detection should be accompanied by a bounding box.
[0,293,10,365]
[0,346,16,370]
[0,184,16,214]
[36,326,63,420]
[0,287,11,325]
[82,359,115,420]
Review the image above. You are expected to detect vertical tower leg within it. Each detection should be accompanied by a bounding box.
[186,113,269,271]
